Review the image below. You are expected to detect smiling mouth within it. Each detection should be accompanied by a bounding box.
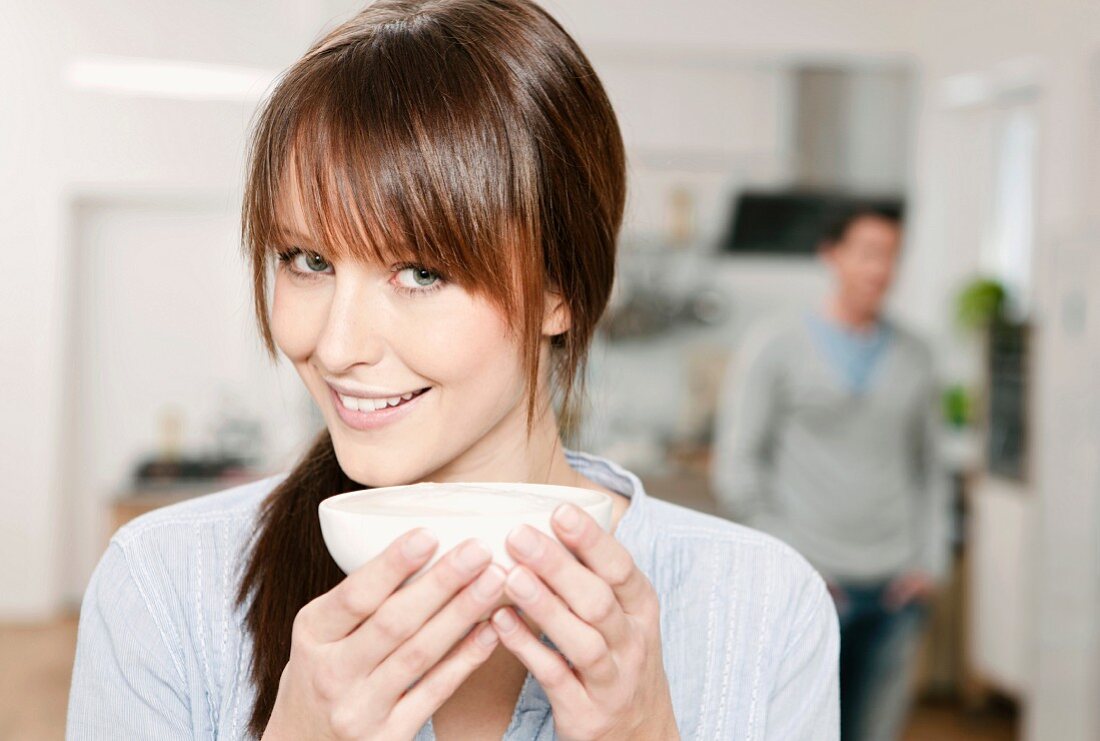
[333,386,431,414]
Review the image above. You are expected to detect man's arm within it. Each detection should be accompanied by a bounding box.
[911,359,953,584]
[710,322,787,538]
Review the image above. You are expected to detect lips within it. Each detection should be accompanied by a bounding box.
[329,384,431,431]
[334,387,430,413]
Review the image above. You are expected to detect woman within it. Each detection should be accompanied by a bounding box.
[66,1,838,739]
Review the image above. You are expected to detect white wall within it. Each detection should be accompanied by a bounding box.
[1,0,328,618]
[904,5,1100,738]
[61,198,312,602]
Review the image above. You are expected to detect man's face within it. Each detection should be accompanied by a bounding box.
[821,215,902,316]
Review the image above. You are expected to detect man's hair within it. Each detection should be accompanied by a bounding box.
[822,202,904,244]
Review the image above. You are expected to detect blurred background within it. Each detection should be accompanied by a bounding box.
[3,1,1099,739]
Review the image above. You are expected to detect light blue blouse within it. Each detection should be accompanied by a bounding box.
[66,449,839,740]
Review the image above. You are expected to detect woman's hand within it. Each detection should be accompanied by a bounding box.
[262,529,507,741]
[490,503,679,741]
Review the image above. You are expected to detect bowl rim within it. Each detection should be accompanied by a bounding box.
[319,481,613,518]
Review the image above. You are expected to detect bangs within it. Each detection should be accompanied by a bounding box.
[246,27,540,310]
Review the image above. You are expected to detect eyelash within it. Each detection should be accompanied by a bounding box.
[273,247,446,297]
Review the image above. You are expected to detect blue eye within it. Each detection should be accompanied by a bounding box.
[275,247,332,278]
[274,248,445,295]
[396,266,442,288]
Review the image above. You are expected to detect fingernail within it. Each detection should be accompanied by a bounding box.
[403,529,438,558]
[553,503,581,531]
[473,564,505,599]
[506,567,538,601]
[492,608,518,633]
[475,622,499,647]
[457,539,492,571]
[507,524,542,558]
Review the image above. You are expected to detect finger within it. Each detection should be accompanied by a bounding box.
[369,563,508,701]
[389,621,500,736]
[491,606,589,710]
[550,503,654,616]
[341,537,493,673]
[502,564,619,689]
[301,527,439,642]
[505,524,630,649]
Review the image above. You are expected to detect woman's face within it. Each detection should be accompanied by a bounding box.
[269,186,548,488]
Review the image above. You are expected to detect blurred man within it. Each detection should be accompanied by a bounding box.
[710,206,951,741]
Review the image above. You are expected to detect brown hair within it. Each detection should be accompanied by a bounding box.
[234,0,625,735]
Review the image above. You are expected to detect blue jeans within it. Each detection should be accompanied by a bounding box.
[832,581,928,741]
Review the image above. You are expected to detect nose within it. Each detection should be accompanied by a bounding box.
[865,257,894,283]
[314,277,387,371]
[874,264,895,286]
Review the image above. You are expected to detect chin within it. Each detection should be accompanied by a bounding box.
[855,294,886,316]
[344,459,420,489]
[328,434,420,489]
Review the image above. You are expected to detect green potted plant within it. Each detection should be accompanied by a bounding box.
[954,276,1028,480]
[955,278,1008,331]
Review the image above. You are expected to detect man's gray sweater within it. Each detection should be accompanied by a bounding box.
[710,311,952,584]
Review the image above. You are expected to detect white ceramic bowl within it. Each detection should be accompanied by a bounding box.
[319,481,614,582]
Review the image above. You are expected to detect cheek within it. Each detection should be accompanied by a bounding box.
[401,292,523,395]
[270,275,326,360]
[861,260,894,286]
[845,258,883,287]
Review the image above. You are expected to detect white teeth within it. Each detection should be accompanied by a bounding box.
[338,391,420,413]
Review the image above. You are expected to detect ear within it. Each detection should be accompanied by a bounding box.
[542,288,571,337]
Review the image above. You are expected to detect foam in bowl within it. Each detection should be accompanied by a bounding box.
[326,483,573,517]
[318,481,615,588]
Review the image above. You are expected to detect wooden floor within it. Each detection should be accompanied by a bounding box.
[0,616,80,741]
[2,615,1016,740]
[903,699,1016,741]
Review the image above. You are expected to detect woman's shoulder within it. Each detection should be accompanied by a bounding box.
[85,473,290,643]
[637,497,839,738]
[72,474,290,738]
[636,493,833,636]
[644,494,825,580]
[110,471,289,551]
[91,472,291,629]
